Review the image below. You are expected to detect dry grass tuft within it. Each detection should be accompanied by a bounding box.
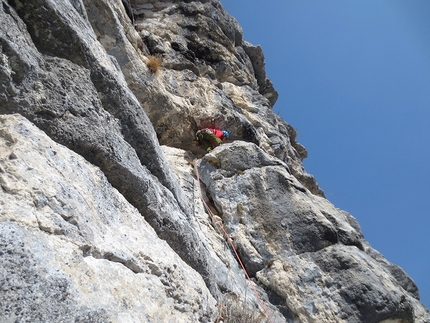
[216,295,268,323]
[145,55,162,75]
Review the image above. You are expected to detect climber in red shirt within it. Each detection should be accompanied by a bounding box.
[195,128,230,151]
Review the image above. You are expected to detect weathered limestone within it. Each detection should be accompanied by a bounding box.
[0,114,216,322]
[0,0,228,297]
[0,0,429,322]
[195,141,427,322]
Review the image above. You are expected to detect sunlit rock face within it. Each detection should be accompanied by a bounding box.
[1,0,429,322]
[0,114,216,323]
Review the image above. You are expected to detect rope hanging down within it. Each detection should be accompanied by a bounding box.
[193,161,274,323]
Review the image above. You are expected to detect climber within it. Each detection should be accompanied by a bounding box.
[194,128,230,152]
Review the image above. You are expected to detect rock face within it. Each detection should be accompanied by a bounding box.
[0,114,215,322]
[0,0,428,322]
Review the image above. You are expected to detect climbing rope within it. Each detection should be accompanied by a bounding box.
[193,160,274,323]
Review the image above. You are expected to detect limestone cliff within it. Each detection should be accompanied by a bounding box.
[0,0,429,322]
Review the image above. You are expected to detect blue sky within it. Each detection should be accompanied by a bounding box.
[220,0,430,308]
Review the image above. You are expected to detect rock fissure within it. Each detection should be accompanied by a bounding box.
[87,248,145,274]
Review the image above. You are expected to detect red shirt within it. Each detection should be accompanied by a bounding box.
[207,128,225,139]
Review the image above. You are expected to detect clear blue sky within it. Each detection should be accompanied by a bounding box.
[221,0,430,308]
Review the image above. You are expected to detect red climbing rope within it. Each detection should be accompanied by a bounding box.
[193,161,274,323]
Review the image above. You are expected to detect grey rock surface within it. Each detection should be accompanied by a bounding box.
[0,0,429,322]
[196,142,428,322]
[0,0,225,297]
[0,114,216,323]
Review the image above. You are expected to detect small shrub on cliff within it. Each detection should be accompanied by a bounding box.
[217,296,267,323]
[145,55,162,74]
